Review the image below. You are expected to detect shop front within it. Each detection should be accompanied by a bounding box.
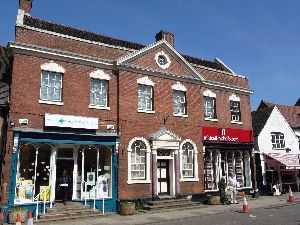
[263,153,300,193]
[7,115,118,216]
[202,127,254,192]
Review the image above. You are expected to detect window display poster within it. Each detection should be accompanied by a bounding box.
[39,186,50,201]
[87,172,95,185]
[97,179,108,198]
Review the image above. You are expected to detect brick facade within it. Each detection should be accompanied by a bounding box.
[0,4,253,204]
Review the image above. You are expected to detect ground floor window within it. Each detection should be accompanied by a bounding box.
[15,143,113,204]
[204,149,252,190]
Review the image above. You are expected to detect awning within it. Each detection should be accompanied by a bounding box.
[265,153,300,170]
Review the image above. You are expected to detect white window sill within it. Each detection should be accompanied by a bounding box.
[272,148,286,150]
[127,180,151,184]
[89,105,110,110]
[137,110,155,114]
[39,100,64,106]
[180,178,199,182]
[231,121,243,124]
[174,113,188,118]
[205,118,218,122]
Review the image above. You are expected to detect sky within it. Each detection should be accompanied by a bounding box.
[0,0,299,110]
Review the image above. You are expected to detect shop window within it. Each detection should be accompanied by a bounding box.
[16,144,52,203]
[78,145,112,199]
[271,132,285,149]
[180,140,199,181]
[127,137,151,184]
[173,90,186,116]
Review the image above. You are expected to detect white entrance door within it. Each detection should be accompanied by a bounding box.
[157,160,170,195]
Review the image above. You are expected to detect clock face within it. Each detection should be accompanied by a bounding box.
[157,55,167,65]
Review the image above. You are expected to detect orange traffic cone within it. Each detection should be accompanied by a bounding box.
[288,185,294,202]
[16,213,21,225]
[27,210,33,225]
[242,196,249,213]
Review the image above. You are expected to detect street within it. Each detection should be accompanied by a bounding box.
[143,203,300,225]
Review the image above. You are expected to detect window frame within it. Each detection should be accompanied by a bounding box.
[173,90,187,116]
[137,84,154,112]
[204,96,217,119]
[89,70,111,110]
[39,62,65,106]
[127,137,151,184]
[271,132,285,149]
[179,140,199,182]
[230,100,241,122]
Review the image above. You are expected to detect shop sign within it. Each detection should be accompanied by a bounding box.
[202,127,253,143]
[45,114,98,130]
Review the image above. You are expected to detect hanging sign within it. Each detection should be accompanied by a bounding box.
[202,127,253,143]
[45,113,98,130]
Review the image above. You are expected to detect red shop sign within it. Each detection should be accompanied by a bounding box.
[202,127,253,143]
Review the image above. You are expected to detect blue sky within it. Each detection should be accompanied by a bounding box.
[1,0,299,110]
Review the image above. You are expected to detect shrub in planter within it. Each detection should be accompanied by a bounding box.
[119,201,135,215]
[9,207,27,224]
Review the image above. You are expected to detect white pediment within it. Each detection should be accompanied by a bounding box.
[149,127,181,142]
[172,82,187,92]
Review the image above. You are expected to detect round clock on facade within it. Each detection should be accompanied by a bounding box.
[155,51,171,69]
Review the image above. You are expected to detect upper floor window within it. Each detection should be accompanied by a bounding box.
[271,132,285,149]
[172,82,187,117]
[230,101,241,122]
[173,90,186,115]
[89,70,111,110]
[138,85,153,111]
[229,94,241,123]
[40,71,62,102]
[204,97,216,119]
[39,62,65,105]
[137,76,155,112]
[203,90,217,120]
[90,79,108,107]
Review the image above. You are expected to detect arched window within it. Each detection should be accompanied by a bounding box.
[127,137,151,184]
[180,140,199,181]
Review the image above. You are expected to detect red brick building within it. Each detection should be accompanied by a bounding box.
[0,0,254,217]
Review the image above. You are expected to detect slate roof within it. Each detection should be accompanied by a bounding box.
[258,100,300,129]
[251,107,274,136]
[23,15,232,73]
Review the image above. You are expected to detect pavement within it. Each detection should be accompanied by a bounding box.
[18,193,300,225]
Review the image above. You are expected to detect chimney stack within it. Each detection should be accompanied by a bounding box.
[155,30,174,47]
[19,0,33,14]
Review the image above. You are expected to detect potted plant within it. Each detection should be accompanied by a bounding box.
[119,200,135,215]
[9,206,27,224]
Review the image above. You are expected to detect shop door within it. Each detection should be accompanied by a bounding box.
[157,160,170,195]
[56,159,74,201]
